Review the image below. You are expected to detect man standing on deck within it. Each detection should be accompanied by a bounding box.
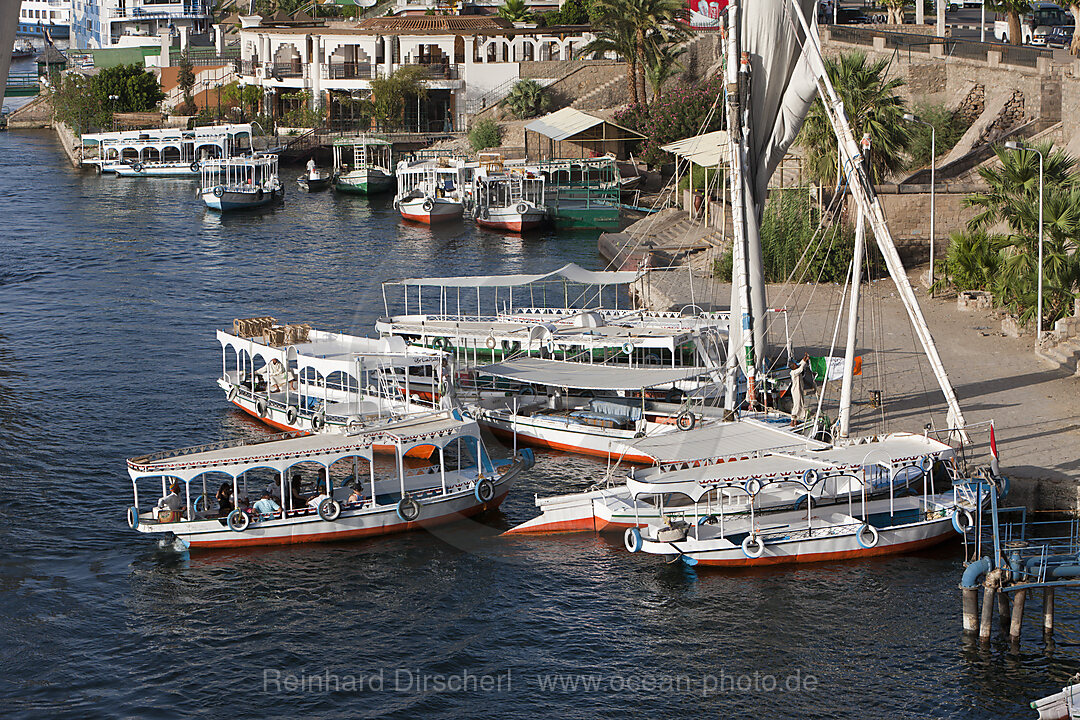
[789,353,811,426]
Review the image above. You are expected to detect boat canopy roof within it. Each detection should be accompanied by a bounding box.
[475,357,708,390]
[387,262,641,289]
[625,431,953,500]
[333,136,392,146]
[218,329,445,375]
[660,131,731,169]
[82,123,253,145]
[629,418,825,465]
[128,411,472,481]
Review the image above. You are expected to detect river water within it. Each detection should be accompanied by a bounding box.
[0,128,1076,718]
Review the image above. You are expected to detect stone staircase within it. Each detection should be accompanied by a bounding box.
[1036,308,1080,375]
[571,75,625,110]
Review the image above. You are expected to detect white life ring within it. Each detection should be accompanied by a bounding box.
[126,506,139,529]
[676,411,696,432]
[311,412,326,431]
[952,508,975,534]
[227,509,250,532]
[213,185,225,198]
[741,534,765,558]
[397,495,421,522]
[474,478,495,503]
[624,526,643,553]
[422,198,435,213]
[856,523,880,549]
[346,417,364,433]
[515,202,528,214]
[622,341,635,355]
[744,478,762,495]
[255,398,269,418]
[802,468,819,487]
[318,497,341,522]
[485,335,497,349]
[190,161,200,173]
[227,386,239,402]
[286,406,298,425]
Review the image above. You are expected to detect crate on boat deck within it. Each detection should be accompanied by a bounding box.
[262,323,312,347]
[233,316,278,338]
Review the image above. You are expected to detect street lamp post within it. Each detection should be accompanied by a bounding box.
[238,80,247,122]
[1006,140,1045,346]
[215,82,221,120]
[904,112,936,294]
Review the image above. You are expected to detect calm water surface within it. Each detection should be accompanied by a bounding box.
[0,129,1076,719]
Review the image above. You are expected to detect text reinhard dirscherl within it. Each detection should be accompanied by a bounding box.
[262,669,818,696]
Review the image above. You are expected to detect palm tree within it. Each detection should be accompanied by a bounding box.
[500,79,552,119]
[964,142,1078,234]
[624,0,687,101]
[643,39,684,103]
[882,0,908,24]
[986,0,1032,44]
[959,143,1080,329]
[497,0,533,23]
[581,0,639,105]
[800,51,911,185]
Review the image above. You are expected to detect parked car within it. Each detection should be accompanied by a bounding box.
[993,1,1072,44]
[835,7,874,23]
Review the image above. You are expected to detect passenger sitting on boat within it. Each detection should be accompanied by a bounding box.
[253,492,281,517]
[216,482,235,518]
[157,483,183,512]
[345,485,364,505]
[286,475,305,512]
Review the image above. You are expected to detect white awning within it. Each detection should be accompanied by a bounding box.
[475,357,709,390]
[389,263,641,288]
[660,130,730,168]
[628,418,825,463]
[523,107,645,142]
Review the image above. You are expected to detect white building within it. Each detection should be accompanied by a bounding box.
[17,0,72,39]
[71,0,213,49]
[236,16,593,131]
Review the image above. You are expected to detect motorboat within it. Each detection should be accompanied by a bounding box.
[505,429,955,534]
[624,470,989,568]
[297,160,331,192]
[200,154,283,211]
[11,39,35,59]
[473,153,547,232]
[217,317,451,437]
[81,124,254,177]
[394,157,475,224]
[124,410,532,549]
[333,136,394,194]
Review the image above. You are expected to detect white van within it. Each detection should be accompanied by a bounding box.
[993,1,1072,44]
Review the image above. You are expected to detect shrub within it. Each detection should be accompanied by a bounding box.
[907,102,970,169]
[712,190,883,284]
[941,230,1001,292]
[469,119,502,151]
[613,76,725,167]
[500,79,551,120]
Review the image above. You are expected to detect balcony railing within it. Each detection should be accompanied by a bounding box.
[270,62,305,79]
[403,62,459,80]
[325,63,374,80]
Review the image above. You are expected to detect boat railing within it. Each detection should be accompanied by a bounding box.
[653,443,814,475]
[131,430,305,465]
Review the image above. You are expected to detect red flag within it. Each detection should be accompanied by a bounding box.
[990,423,1000,476]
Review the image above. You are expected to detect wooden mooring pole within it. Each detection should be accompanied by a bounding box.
[998,591,1011,629]
[1044,587,1055,636]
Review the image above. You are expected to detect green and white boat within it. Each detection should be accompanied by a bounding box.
[332,136,395,195]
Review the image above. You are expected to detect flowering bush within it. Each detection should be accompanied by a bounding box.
[614,76,725,167]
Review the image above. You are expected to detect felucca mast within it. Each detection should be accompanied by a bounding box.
[723,0,759,413]
[787,0,968,441]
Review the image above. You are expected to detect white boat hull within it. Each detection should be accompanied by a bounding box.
[637,512,957,567]
[478,409,661,464]
[203,186,283,211]
[399,197,463,224]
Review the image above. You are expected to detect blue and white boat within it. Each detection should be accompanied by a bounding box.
[200,154,283,211]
